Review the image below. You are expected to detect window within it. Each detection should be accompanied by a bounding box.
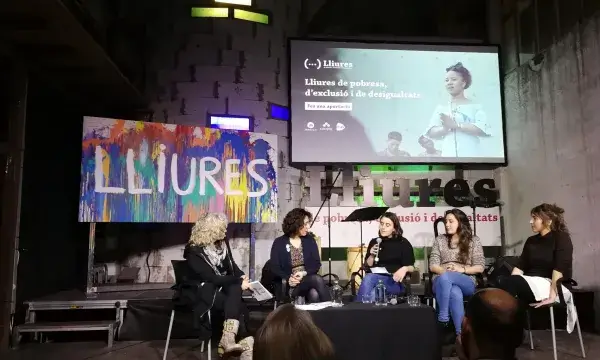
[233,9,270,25]
[268,103,290,121]
[208,114,254,131]
[191,7,229,18]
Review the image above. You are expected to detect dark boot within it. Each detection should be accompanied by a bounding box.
[438,320,455,346]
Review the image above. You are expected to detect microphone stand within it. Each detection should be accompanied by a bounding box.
[470,197,478,236]
[310,169,343,287]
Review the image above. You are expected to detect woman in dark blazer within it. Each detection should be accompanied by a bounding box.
[181,213,253,359]
[270,208,331,303]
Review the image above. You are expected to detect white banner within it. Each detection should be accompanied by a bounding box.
[306,206,501,248]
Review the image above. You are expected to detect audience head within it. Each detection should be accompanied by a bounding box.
[282,208,313,237]
[444,208,473,263]
[189,213,228,247]
[254,304,335,360]
[445,62,472,96]
[379,212,403,238]
[530,203,568,234]
[458,288,524,360]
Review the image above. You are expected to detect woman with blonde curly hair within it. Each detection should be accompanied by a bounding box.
[183,213,253,359]
[497,203,574,309]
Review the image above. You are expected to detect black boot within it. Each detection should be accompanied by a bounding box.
[437,320,455,346]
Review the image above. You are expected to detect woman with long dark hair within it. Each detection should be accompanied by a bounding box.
[429,208,485,338]
[270,208,331,303]
[355,212,415,301]
[497,203,573,309]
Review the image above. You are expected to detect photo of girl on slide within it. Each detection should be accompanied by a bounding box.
[424,62,491,158]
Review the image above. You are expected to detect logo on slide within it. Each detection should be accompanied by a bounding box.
[304,58,321,70]
[336,123,345,131]
[320,122,332,131]
[306,122,315,130]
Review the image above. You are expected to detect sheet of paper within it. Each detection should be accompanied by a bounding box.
[295,301,335,311]
[248,281,273,302]
[370,267,390,275]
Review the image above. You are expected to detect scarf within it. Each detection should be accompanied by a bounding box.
[204,241,228,270]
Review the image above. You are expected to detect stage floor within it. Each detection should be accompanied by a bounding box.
[2,330,599,360]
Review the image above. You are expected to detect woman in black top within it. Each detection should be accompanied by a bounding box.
[182,213,253,358]
[355,212,415,301]
[497,203,573,308]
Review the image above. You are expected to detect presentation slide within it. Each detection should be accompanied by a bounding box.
[289,39,506,164]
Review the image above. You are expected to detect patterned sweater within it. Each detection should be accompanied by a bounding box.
[429,235,485,283]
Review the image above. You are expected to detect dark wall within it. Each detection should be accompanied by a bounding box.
[16,79,89,302]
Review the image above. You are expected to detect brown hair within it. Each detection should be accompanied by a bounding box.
[254,304,335,360]
[444,208,473,264]
[282,208,313,237]
[531,203,568,233]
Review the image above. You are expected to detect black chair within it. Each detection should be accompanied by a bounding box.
[163,260,212,360]
[525,278,585,360]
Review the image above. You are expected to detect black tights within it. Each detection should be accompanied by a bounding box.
[213,282,248,336]
[496,275,536,306]
[291,274,332,303]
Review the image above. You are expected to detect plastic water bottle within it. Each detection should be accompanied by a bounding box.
[375,280,387,306]
[331,279,344,306]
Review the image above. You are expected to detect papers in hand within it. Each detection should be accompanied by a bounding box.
[248,281,273,302]
[370,267,390,275]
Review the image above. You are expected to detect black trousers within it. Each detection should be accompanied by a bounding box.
[496,275,536,305]
[213,283,243,320]
[291,274,332,303]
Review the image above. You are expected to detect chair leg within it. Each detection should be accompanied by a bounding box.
[550,307,557,360]
[575,313,586,358]
[200,341,205,352]
[163,310,175,360]
[527,310,534,350]
[207,311,212,359]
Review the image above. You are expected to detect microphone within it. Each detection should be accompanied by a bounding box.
[374,238,382,263]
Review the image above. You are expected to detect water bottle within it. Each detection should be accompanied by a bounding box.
[331,279,344,306]
[375,280,387,306]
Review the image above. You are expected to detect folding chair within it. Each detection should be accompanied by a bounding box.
[526,278,585,360]
[163,260,211,360]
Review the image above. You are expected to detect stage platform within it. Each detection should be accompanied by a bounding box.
[20,286,274,344]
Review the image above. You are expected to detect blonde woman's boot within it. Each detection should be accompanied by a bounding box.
[218,319,243,358]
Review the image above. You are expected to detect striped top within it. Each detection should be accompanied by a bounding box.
[429,235,485,283]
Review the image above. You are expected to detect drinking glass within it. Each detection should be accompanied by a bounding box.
[361,293,374,304]
[407,295,420,307]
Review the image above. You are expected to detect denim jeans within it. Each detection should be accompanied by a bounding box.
[355,273,404,301]
[433,271,476,334]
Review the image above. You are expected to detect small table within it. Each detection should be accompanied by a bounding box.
[310,302,440,360]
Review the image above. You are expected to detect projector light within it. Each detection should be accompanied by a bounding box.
[215,0,252,5]
[233,9,270,24]
[191,7,229,18]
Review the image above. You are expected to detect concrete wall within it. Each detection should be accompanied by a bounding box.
[97,0,500,285]
[102,0,304,283]
[501,14,600,289]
